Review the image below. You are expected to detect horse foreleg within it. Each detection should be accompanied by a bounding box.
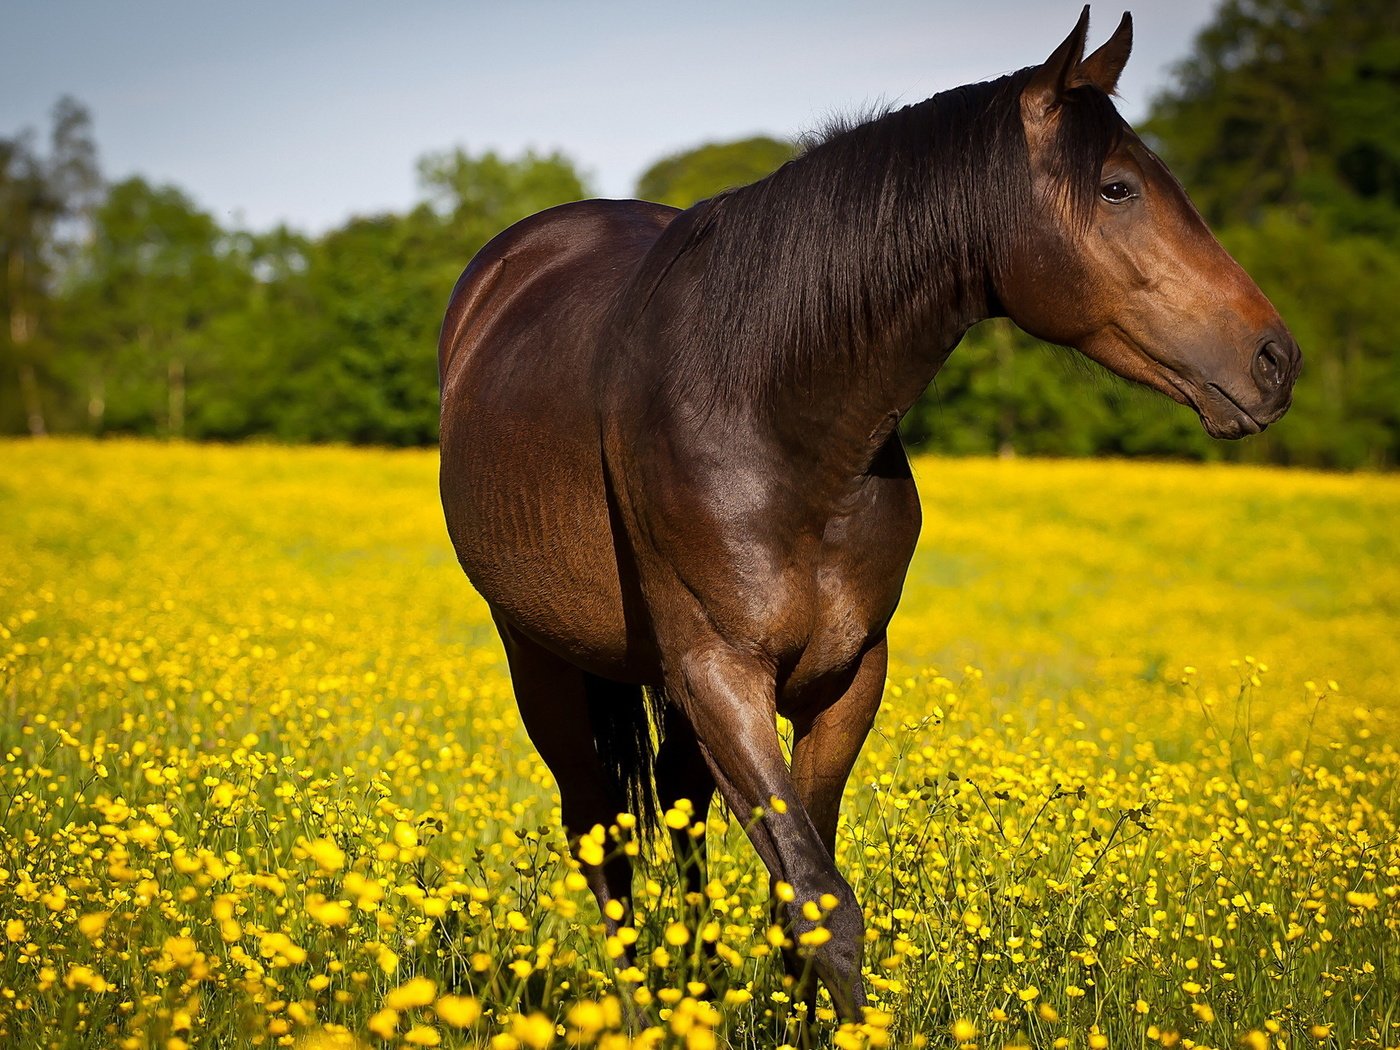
[787,637,886,1019]
[791,637,886,856]
[671,644,868,1021]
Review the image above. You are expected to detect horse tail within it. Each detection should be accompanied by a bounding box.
[583,675,664,842]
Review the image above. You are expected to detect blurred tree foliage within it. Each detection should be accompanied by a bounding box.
[635,136,797,209]
[1,1,1395,466]
[1,146,587,444]
[1,97,100,437]
[1142,0,1400,237]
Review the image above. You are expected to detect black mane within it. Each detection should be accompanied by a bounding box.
[652,66,1124,409]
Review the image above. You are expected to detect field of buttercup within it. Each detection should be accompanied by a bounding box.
[1,440,1396,1050]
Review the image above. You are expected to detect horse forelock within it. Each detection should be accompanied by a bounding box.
[1038,79,1129,232]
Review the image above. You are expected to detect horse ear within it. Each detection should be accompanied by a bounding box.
[1076,11,1133,95]
[1022,4,1092,123]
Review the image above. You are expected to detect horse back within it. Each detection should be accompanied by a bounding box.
[439,199,676,388]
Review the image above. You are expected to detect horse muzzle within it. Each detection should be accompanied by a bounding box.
[1196,328,1301,440]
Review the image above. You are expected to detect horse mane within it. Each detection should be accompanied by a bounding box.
[651,67,1125,410]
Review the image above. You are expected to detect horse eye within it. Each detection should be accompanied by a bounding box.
[1101,180,1135,204]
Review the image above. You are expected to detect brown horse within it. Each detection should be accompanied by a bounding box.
[438,7,1299,1018]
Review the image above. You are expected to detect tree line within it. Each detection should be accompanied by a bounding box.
[3,0,1396,466]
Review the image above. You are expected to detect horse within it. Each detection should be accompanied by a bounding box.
[438,6,1299,1019]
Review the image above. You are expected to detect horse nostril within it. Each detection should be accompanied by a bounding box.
[1253,340,1290,390]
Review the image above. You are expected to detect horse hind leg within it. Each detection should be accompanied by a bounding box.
[655,701,716,895]
[495,621,640,931]
[653,700,720,974]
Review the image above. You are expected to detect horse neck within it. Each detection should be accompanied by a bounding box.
[765,274,988,483]
[672,87,1020,477]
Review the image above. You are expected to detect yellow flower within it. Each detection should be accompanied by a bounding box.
[308,894,351,927]
[295,1030,368,1050]
[568,1000,606,1035]
[665,921,691,946]
[435,996,481,1027]
[78,912,110,939]
[163,935,200,968]
[385,977,437,1011]
[511,1013,556,1050]
[367,1008,398,1040]
[951,1019,977,1042]
[64,964,110,993]
[303,837,346,873]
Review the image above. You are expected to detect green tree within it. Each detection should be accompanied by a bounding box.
[635,136,797,209]
[253,149,592,445]
[418,148,590,240]
[0,97,100,435]
[1144,0,1400,237]
[270,208,445,444]
[44,148,591,445]
[60,177,252,437]
[903,323,1190,461]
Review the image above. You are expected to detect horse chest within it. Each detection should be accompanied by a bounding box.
[778,472,922,696]
[628,429,923,693]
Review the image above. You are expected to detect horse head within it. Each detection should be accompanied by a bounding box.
[998,6,1300,438]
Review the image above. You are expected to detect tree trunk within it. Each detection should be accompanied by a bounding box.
[17,363,47,437]
[88,374,105,433]
[8,252,47,437]
[168,358,185,438]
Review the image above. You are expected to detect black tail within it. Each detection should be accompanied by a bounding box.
[583,675,664,841]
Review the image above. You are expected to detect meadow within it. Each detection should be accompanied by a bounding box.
[1,439,1396,1050]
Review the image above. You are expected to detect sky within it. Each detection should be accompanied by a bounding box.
[2,0,1220,235]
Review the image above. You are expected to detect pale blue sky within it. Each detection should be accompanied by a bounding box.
[1,1,1218,234]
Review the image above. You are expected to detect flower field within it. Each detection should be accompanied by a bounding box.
[1,439,1396,1050]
